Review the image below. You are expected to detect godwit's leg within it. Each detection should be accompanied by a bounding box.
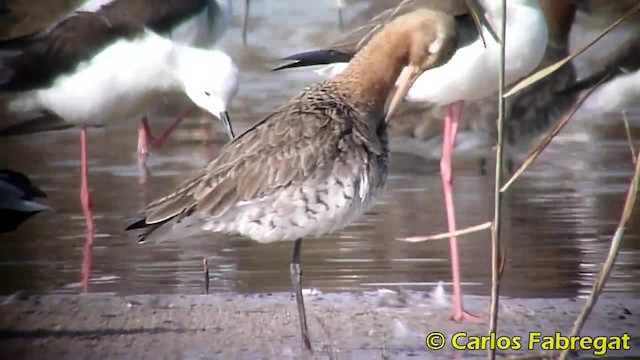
[441,101,481,322]
[136,107,195,156]
[203,258,210,295]
[290,238,312,352]
[79,126,94,293]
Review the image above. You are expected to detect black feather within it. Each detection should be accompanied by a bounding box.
[0,112,74,137]
[272,49,353,71]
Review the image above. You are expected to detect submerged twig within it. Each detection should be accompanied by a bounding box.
[622,111,637,163]
[333,0,345,33]
[501,78,606,193]
[558,151,640,360]
[398,221,492,242]
[242,0,250,46]
[203,257,210,295]
[488,0,507,358]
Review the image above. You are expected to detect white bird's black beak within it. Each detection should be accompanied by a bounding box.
[220,111,235,140]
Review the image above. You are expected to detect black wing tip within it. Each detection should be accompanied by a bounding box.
[125,216,171,244]
[124,217,152,243]
[0,112,75,137]
[125,217,148,231]
[0,169,47,199]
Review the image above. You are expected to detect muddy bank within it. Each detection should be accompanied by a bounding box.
[0,291,638,359]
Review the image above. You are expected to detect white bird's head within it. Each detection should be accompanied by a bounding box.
[178,48,239,139]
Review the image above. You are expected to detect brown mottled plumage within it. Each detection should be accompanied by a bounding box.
[126,9,456,352]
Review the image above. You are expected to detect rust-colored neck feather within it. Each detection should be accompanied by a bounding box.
[329,23,412,108]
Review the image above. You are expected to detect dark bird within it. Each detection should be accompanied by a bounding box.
[0,169,51,234]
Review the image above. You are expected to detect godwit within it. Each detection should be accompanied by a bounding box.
[273,0,549,322]
[0,169,51,234]
[126,9,457,351]
[0,11,239,233]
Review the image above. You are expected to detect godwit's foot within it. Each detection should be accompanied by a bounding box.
[290,238,313,353]
[450,309,483,323]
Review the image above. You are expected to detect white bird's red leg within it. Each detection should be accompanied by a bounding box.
[441,101,481,322]
[136,107,195,156]
[79,126,94,293]
[80,126,94,232]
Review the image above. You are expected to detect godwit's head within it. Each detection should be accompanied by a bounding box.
[381,9,457,121]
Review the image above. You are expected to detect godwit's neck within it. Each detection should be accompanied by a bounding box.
[330,29,410,108]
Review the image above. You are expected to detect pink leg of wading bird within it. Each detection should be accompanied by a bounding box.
[137,107,196,183]
[441,101,481,322]
[80,127,94,232]
[79,126,94,293]
[136,107,196,156]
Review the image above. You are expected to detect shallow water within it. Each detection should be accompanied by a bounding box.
[0,1,639,299]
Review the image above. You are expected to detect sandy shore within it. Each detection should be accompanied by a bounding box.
[0,290,638,359]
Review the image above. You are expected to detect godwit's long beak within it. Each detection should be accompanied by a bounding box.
[385,65,421,123]
[220,111,235,140]
[242,0,251,46]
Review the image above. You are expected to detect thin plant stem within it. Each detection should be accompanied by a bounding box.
[399,221,492,242]
[558,151,640,360]
[504,3,640,98]
[488,0,507,359]
[622,111,637,163]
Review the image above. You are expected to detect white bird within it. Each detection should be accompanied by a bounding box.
[0,11,239,233]
[274,0,549,322]
[68,0,235,155]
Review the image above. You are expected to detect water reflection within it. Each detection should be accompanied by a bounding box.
[0,0,638,299]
